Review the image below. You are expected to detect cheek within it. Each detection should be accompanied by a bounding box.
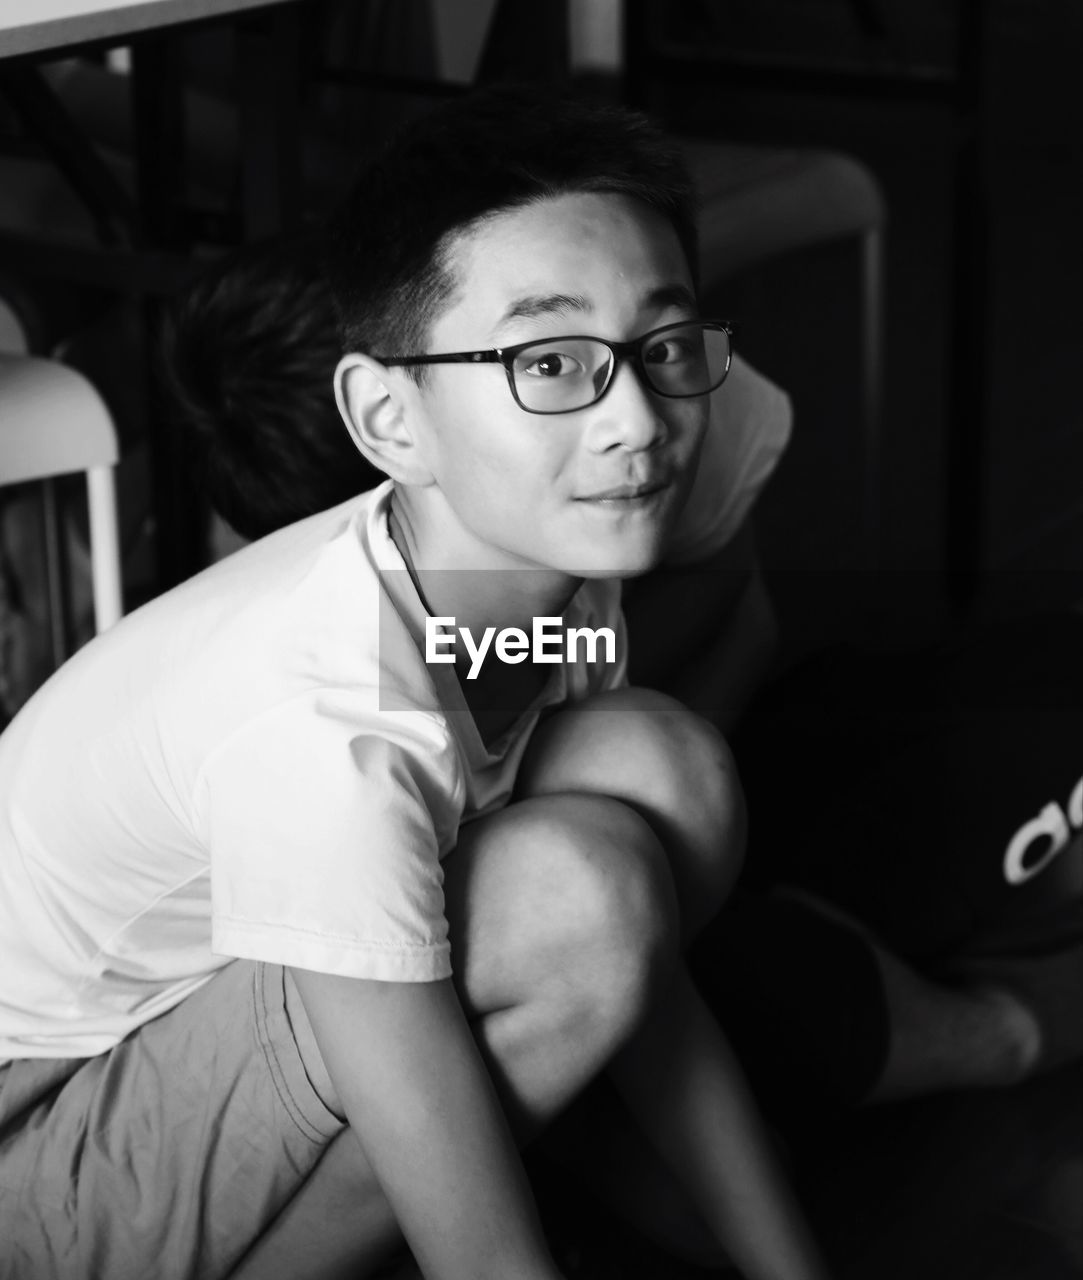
[442,419,571,501]
[676,398,710,442]
[671,406,709,473]
[435,425,569,541]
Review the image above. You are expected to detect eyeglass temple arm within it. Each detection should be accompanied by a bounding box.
[376,351,502,367]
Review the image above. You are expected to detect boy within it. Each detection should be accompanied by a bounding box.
[0,90,827,1279]
[162,190,1082,1128]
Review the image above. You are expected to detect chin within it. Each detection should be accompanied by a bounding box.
[579,559,661,581]
[562,539,667,580]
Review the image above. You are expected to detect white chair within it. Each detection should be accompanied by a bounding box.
[0,353,123,668]
[681,140,886,560]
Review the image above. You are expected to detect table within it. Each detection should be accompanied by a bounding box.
[0,0,294,60]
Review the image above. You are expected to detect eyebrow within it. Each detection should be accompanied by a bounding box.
[494,283,698,336]
[497,293,590,329]
[645,283,699,313]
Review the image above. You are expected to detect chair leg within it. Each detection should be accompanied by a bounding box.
[860,225,885,572]
[86,466,123,633]
[40,478,68,666]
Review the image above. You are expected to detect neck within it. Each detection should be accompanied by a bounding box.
[389,488,579,745]
[389,487,582,634]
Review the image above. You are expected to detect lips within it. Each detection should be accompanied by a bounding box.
[576,478,671,502]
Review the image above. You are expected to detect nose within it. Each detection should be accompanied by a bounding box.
[587,356,667,454]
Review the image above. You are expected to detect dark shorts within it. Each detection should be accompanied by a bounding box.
[693,613,1083,1116]
[738,613,1083,958]
[0,961,343,1280]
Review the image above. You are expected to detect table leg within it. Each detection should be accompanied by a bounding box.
[943,0,992,608]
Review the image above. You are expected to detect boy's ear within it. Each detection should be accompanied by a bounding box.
[334,354,435,485]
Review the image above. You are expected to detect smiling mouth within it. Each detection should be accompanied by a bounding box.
[576,479,672,503]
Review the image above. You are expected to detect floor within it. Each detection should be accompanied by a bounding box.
[529,1059,1083,1280]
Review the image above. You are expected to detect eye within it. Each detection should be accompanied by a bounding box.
[519,350,585,379]
[643,333,697,366]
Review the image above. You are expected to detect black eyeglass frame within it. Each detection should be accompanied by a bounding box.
[373,319,735,416]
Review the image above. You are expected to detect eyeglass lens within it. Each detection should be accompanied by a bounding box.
[509,322,729,413]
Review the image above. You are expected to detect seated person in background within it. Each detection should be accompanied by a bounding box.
[164,205,1083,1142]
[0,89,831,1280]
[164,235,387,546]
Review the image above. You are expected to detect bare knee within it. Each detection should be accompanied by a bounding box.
[562,792,678,1010]
[518,689,745,937]
[472,793,681,1052]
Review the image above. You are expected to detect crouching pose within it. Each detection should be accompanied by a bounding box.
[0,89,828,1280]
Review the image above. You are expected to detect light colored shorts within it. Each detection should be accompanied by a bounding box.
[0,961,343,1280]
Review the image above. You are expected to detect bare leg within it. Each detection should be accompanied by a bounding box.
[863,944,1042,1101]
[521,690,825,1273]
[773,887,1043,1102]
[516,686,745,941]
[522,694,826,1279]
[234,689,750,1279]
[229,791,675,1279]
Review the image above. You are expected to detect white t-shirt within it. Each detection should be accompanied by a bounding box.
[0,484,625,1062]
[0,356,788,1064]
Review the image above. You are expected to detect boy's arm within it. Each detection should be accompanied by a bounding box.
[611,968,831,1280]
[623,523,778,732]
[290,968,562,1280]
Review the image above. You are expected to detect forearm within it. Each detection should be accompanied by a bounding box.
[292,971,562,1280]
[609,966,830,1280]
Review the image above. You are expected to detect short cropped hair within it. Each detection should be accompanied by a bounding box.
[161,237,382,540]
[326,86,697,363]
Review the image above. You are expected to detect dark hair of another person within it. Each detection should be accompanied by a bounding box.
[160,237,383,541]
[326,86,698,371]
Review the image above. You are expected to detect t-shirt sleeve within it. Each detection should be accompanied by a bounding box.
[665,354,793,566]
[197,690,463,982]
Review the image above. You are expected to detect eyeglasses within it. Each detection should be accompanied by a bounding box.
[374,319,733,415]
